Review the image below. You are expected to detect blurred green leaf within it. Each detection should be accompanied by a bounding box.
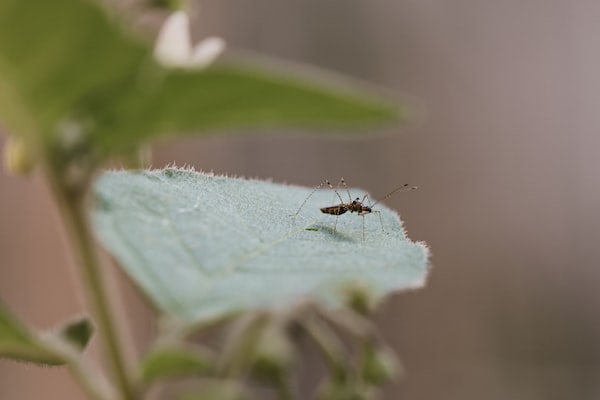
[147,0,187,11]
[94,64,402,151]
[0,0,401,158]
[0,0,146,141]
[317,379,376,400]
[246,319,294,382]
[0,302,62,365]
[359,344,400,385]
[57,316,94,352]
[92,169,429,322]
[176,382,244,400]
[140,344,214,383]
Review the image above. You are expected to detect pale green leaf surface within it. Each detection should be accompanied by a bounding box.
[92,169,429,322]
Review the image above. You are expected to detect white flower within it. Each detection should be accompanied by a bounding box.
[154,11,225,68]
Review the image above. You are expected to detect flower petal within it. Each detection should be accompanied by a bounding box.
[190,37,226,68]
[154,11,192,67]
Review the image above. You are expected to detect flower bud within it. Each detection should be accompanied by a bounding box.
[360,344,401,385]
[3,136,36,175]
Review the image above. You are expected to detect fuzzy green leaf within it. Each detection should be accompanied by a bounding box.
[0,303,62,365]
[92,169,429,322]
[0,0,400,156]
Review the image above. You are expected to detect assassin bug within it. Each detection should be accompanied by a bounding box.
[292,178,417,239]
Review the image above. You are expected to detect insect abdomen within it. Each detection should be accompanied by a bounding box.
[320,206,348,215]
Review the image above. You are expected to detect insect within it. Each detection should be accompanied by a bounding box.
[292,178,417,239]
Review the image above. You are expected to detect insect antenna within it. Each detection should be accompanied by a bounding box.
[291,179,345,216]
[370,183,417,208]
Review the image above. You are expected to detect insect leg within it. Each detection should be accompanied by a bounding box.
[361,214,365,240]
[338,177,353,202]
[373,210,384,233]
[332,179,350,235]
[363,194,385,232]
[291,179,344,216]
[369,184,417,208]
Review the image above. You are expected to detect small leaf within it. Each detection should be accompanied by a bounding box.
[56,316,94,352]
[92,169,429,322]
[140,344,214,383]
[0,303,62,365]
[359,344,400,385]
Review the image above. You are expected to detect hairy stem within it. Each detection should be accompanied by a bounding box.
[46,169,137,400]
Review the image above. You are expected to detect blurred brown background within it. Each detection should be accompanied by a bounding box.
[2,0,600,399]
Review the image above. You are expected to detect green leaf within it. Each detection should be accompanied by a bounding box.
[140,344,214,383]
[0,305,94,366]
[0,0,400,156]
[92,169,429,322]
[93,63,402,151]
[0,0,146,141]
[0,302,62,365]
[56,316,94,352]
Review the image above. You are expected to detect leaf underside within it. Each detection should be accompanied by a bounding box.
[92,169,429,322]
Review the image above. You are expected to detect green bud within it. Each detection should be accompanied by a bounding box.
[344,283,375,315]
[360,344,401,385]
[3,136,36,175]
[56,316,94,351]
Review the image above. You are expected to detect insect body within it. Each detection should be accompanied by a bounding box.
[293,178,416,239]
[320,197,371,216]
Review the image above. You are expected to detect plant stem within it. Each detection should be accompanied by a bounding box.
[46,169,137,400]
[67,356,117,400]
[44,335,117,400]
[301,315,348,382]
[275,375,293,400]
